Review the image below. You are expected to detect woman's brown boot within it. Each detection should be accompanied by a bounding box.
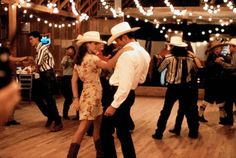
[67,143,80,158]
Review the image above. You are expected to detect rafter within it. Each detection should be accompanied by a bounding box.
[34,0,45,5]
[78,0,90,12]
[122,0,132,8]
[126,0,135,8]
[59,0,69,10]
[2,0,76,18]
[84,0,97,14]
[52,0,58,3]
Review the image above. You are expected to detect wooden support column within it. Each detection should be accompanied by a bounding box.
[115,0,121,11]
[8,5,17,56]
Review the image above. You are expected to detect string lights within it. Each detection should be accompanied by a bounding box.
[133,0,153,16]
[69,0,89,21]
[164,0,187,16]
[99,0,124,18]
[20,8,78,29]
[203,0,221,14]
[224,0,236,13]
[1,0,236,33]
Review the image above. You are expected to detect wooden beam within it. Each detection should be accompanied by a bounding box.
[124,6,236,24]
[122,0,132,8]
[2,0,77,18]
[38,0,44,5]
[78,0,90,12]
[84,0,97,14]
[51,0,59,3]
[126,0,134,8]
[59,0,69,10]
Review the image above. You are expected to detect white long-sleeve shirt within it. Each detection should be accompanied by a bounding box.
[109,42,151,108]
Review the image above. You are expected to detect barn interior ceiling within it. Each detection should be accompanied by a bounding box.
[1,0,236,41]
[1,0,236,24]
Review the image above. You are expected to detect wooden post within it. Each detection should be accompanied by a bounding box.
[8,4,17,56]
[115,0,121,11]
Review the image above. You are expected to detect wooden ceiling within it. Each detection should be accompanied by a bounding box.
[1,0,236,24]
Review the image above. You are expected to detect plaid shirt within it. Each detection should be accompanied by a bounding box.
[158,54,197,84]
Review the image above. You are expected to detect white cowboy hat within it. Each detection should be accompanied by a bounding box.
[168,35,187,47]
[107,22,140,45]
[226,38,236,46]
[76,31,103,46]
[73,34,83,42]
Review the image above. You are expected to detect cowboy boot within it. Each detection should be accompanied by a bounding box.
[94,139,104,158]
[67,143,80,158]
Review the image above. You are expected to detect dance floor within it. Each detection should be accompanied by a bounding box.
[0,96,235,158]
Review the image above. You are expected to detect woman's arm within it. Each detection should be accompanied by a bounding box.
[96,46,133,70]
[71,69,79,99]
[71,69,80,111]
[9,55,28,62]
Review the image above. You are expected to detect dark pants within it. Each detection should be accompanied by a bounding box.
[155,84,199,137]
[173,83,199,133]
[32,69,61,125]
[223,76,236,123]
[100,88,136,158]
[61,75,73,117]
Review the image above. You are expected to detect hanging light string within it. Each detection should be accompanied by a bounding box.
[164,0,187,16]
[133,0,153,16]
[47,1,59,14]
[203,0,221,14]
[1,0,236,30]
[223,0,236,13]
[20,8,78,29]
[100,0,124,18]
[69,0,89,21]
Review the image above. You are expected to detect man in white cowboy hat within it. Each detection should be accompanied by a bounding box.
[214,38,236,125]
[100,21,150,158]
[152,35,199,139]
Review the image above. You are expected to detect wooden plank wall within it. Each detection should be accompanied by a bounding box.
[16,16,122,74]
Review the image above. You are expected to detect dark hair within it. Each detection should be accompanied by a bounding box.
[28,31,42,40]
[74,43,88,65]
[186,41,194,52]
[171,46,188,57]
[66,45,76,55]
[117,32,136,41]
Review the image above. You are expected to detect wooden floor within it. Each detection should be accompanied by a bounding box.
[0,96,235,158]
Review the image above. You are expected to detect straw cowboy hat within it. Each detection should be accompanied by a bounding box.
[73,34,83,42]
[226,38,236,46]
[76,31,103,46]
[107,22,140,45]
[168,35,187,47]
[207,40,226,52]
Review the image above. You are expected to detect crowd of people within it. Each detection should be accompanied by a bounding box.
[0,21,235,158]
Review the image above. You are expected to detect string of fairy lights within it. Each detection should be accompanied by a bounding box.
[1,0,236,39]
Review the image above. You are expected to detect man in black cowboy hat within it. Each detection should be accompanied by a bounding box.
[198,40,227,123]
[215,38,236,125]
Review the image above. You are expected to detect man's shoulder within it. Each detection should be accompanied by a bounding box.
[164,54,173,58]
